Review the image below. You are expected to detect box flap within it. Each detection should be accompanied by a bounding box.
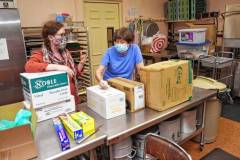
[20,71,66,79]
[0,102,24,120]
[0,125,32,149]
[0,102,37,136]
[140,60,188,71]
[108,78,143,89]
[87,85,124,98]
[108,78,134,88]
[0,125,37,160]
[115,77,143,86]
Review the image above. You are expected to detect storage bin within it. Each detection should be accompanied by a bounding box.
[133,126,159,158]
[178,28,207,44]
[158,115,181,142]
[193,77,224,143]
[194,97,222,143]
[177,41,210,59]
[181,109,197,134]
[113,137,136,160]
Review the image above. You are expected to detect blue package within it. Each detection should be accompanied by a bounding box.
[53,117,70,151]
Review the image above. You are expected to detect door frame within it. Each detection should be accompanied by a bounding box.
[83,0,123,28]
[83,0,123,84]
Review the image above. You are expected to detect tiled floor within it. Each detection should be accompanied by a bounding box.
[182,117,240,160]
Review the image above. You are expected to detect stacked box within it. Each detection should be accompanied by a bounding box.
[168,0,206,21]
[35,95,75,122]
[178,28,207,44]
[59,114,83,140]
[190,0,196,19]
[179,0,189,20]
[20,71,76,122]
[168,0,174,21]
[168,1,172,20]
[196,0,206,14]
[20,71,71,109]
[140,60,193,111]
[174,0,180,20]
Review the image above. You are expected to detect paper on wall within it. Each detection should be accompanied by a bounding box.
[0,38,9,60]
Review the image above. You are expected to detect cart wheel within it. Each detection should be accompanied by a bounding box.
[200,145,204,151]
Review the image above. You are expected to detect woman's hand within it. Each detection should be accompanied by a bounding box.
[46,64,74,77]
[58,65,74,77]
[79,51,87,65]
[99,80,109,89]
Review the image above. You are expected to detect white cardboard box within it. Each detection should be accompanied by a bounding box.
[20,71,71,109]
[87,85,126,119]
[35,95,75,122]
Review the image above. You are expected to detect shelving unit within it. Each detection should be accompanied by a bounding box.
[65,25,92,102]
[166,17,218,50]
[22,27,43,59]
[22,24,92,102]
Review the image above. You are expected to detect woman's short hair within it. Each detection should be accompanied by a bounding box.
[113,27,134,43]
[42,21,64,50]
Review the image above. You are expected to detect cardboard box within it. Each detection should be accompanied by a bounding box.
[140,60,193,111]
[87,85,126,119]
[0,102,37,160]
[52,117,70,151]
[20,71,71,109]
[71,112,95,136]
[108,78,145,112]
[59,114,83,141]
[35,95,76,122]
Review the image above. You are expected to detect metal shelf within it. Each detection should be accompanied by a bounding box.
[165,19,196,23]
[66,26,92,102]
[22,27,43,58]
[178,128,203,145]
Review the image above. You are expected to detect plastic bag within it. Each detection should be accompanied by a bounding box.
[0,109,32,131]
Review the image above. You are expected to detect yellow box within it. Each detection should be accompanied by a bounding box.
[140,60,193,111]
[108,78,145,112]
[71,112,95,136]
[59,114,83,140]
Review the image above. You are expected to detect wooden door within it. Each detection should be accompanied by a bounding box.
[84,2,121,84]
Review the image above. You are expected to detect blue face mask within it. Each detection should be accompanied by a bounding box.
[115,43,129,53]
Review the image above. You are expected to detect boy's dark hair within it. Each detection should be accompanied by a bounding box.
[113,27,134,43]
[42,21,64,50]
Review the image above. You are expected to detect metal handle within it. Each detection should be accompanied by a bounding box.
[127,148,136,159]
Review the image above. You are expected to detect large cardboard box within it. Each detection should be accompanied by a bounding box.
[87,85,126,119]
[140,60,193,111]
[34,95,76,122]
[108,77,145,112]
[0,102,38,160]
[20,71,71,109]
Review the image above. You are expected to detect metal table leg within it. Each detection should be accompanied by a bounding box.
[90,149,97,160]
[200,101,207,151]
[109,145,113,160]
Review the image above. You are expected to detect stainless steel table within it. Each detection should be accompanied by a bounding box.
[34,108,107,160]
[34,87,216,160]
[98,87,217,160]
